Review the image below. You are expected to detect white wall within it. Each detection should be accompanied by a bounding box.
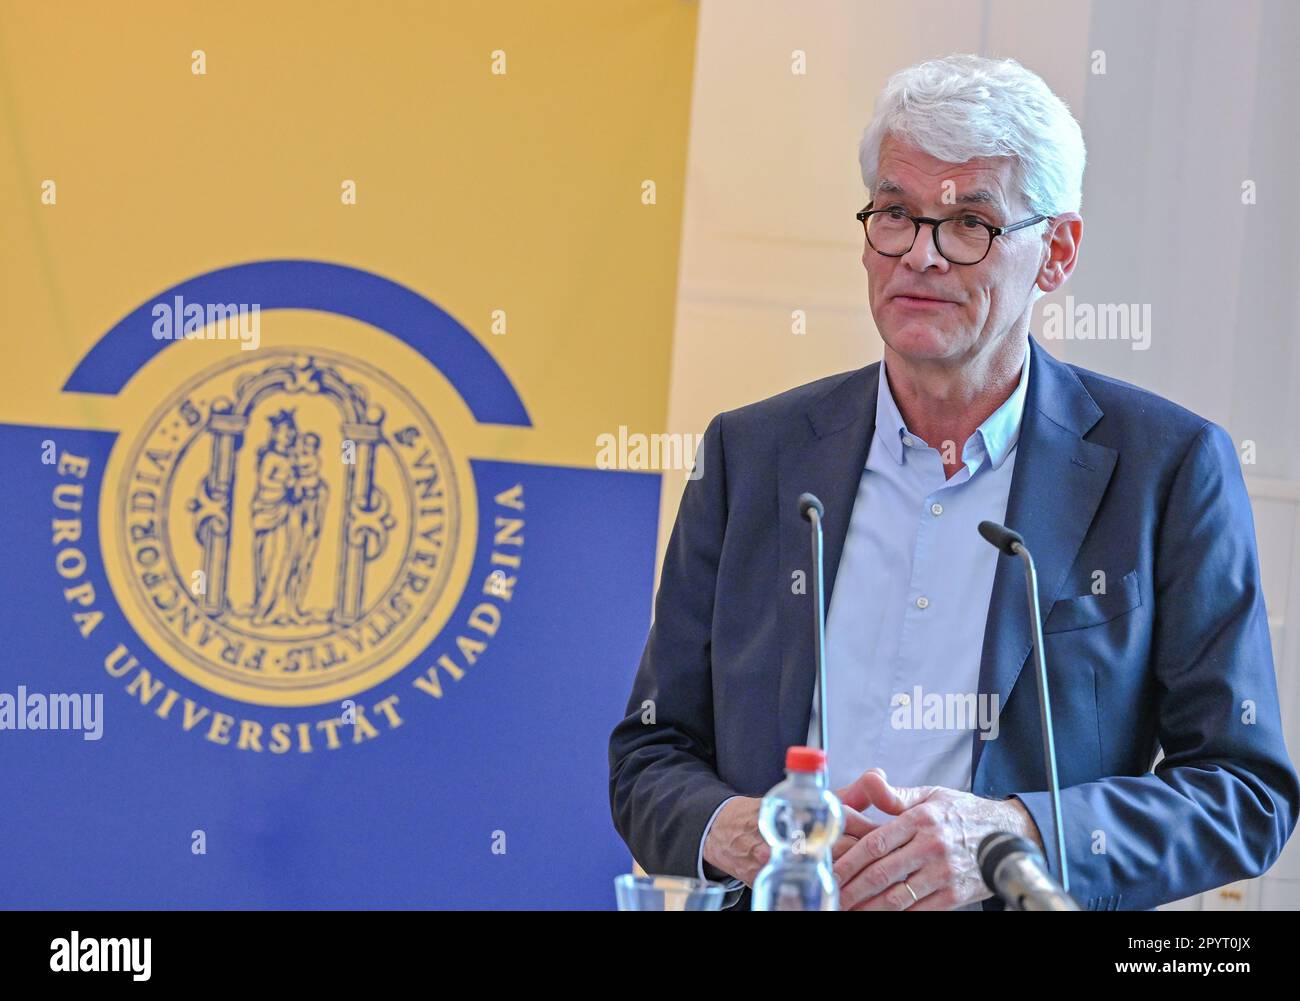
[663,0,1300,909]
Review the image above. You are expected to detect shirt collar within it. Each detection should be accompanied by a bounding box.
[875,343,1030,472]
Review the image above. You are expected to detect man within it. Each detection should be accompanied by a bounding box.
[608,54,1298,910]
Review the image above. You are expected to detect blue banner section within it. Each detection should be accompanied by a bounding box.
[0,424,655,908]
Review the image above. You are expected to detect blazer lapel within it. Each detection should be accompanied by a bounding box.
[971,336,1117,780]
[776,365,879,753]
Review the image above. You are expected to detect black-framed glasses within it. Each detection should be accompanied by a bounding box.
[856,201,1050,265]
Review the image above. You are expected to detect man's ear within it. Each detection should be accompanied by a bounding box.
[1036,212,1082,294]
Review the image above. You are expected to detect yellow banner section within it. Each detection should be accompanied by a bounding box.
[0,0,698,468]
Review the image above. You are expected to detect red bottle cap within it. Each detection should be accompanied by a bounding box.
[785,746,827,772]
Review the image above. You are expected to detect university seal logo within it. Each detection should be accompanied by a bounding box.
[51,260,533,753]
[117,350,461,707]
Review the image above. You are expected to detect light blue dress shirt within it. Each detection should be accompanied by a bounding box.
[809,345,1030,803]
[699,345,1030,893]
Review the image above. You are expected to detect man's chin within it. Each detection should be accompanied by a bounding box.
[880,323,959,361]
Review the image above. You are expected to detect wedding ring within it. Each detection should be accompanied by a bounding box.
[903,879,919,903]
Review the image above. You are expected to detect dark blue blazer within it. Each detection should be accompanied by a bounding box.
[609,334,1299,910]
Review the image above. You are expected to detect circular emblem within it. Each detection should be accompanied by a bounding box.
[112,348,462,707]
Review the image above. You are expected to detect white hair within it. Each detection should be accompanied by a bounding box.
[858,54,1086,216]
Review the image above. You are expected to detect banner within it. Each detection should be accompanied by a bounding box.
[0,0,698,908]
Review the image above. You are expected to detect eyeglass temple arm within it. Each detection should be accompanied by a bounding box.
[996,214,1052,236]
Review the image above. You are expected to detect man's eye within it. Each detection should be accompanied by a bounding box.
[957,215,985,228]
[884,207,909,219]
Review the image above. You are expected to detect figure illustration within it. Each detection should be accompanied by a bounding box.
[248,411,330,626]
[249,409,299,625]
[285,431,329,622]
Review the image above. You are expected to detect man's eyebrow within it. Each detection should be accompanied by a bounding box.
[874,179,1003,208]
[955,189,1000,206]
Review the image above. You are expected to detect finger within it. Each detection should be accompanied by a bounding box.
[842,842,928,912]
[831,835,858,861]
[832,814,916,893]
[840,805,876,840]
[860,771,936,816]
[907,887,960,911]
[854,860,945,912]
[835,766,896,812]
[834,770,880,812]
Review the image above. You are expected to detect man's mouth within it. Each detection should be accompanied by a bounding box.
[892,293,957,307]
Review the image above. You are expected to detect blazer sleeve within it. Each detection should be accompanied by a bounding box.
[608,412,742,878]
[1015,421,1300,910]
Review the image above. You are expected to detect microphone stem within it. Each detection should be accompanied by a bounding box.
[1014,543,1069,893]
[809,509,829,755]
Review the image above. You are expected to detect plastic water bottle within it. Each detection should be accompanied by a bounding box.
[751,746,844,911]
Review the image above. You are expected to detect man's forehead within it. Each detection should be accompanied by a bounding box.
[875,139,1014,206]
[875,176,1003,206]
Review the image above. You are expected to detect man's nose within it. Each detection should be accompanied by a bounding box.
[900,221,950,273]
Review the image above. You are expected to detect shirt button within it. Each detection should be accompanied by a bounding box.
[915,596,929,609]
[930,502,943,516]
[896,693,911,706]
[901,435,913,448]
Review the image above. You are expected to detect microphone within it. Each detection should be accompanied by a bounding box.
[798,493,824,521]
[977,519,1023,556]
[977,519,1069,894]
[799,493,829,755]
[978,832,1080,911]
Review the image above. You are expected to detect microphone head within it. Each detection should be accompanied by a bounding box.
[978,520,1024,556]
[798,492,824,521]
[977,831,1040,888]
